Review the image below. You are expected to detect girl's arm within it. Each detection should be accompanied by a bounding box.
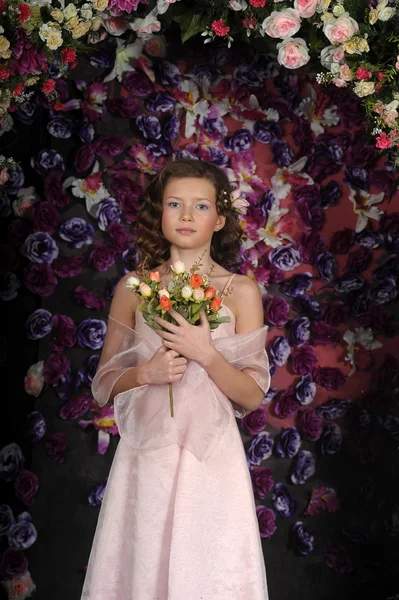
[200,276,269,412]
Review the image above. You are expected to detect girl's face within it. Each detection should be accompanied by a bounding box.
[161,177,226,248]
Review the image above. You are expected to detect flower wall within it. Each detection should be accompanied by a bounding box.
[1,36,399,599]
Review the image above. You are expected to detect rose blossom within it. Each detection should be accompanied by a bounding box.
[262,9,302,39]
[256,506,277,538]
[25,411,46,443]
[323,15,359,44]
[43,353,71,386]
[74,286,107,311]
[292,521,315,555]
[313,366,346,390]
[275,427,302,458]
[33,202,61,234]
[52,256,85,278]
[294,0,317,18]
[274,387,301,418]
[50,315,77,352]
[277,38,310,69]
[247,432,274,465]
[241,407,267,435]
[265,296,290,327]
[44,432,67,463]
[7,514,37,550]
[250,467,274,498]
[301,409,323,441]
[272,483,297,517]
[77,319,107,350]
[60,392,92,420]
[89,244,117,272]
[0,548,28,580]
[290,450,315,485]
[0,505,14,536]
[14,470,39,506]
[24,361,44,397]
[25,309,52,340]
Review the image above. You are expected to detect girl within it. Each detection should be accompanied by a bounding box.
[81,159,271,600]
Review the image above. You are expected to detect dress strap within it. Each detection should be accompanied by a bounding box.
[221,273,236,297]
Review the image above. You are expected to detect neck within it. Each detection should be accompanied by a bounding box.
[165,245,215,275]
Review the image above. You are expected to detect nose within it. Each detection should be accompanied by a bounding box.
[180,206,194,221]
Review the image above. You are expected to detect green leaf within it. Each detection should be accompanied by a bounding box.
[174,12,204,43]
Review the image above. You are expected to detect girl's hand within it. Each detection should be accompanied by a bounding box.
[142,346,188,385]
[154,309,214,364]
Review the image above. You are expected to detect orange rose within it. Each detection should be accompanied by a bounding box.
[204,286,216,299]
[149,271,160,282]
[189,274,204,288]
[160,295,171,311]
[210,297,222,312]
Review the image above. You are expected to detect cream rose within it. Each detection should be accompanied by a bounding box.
[323,14,359,44]
[262,9,302,39]
[51,8,64,23]
[93,0,109,10]
[343,40,357,54]
[170,261,185,274]
[158,287,170,299]
[354,81,375,97]
[181,285,193,299]
[339,64,353,81]
[24,361,44,398]
[139,282,152,297]
[332,4,345,16]
[126,275,140,289]
[356,38,370,52]
[276,37,310,69]
[0,35,10,52]
[192,288,205,301]
[294,0,317,18]
[72,22,91,38]
[379,7,395,20]
[91,15,102,30]
[316,0,331,12]
[80,3,93,19]
[47,29,63,50]
[63,3,78,19]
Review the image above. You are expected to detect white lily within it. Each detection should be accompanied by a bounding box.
[175,80,210,138]
[295,83,339,135]
[103,38,144,83]
[348,187,385,232]
[242,200,294,251]
[130,7,161,38]
[271,156,314,200]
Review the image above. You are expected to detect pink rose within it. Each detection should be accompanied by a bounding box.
[294,0,317,18]
[102,16,129,36]
[323,15,359,45]
[262,9,301,39]
[24,361,44,397]
[276,37,310,69]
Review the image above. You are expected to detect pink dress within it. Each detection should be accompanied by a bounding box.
[81,276,270,600]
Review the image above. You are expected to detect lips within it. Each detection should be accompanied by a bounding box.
[176,228,195,233]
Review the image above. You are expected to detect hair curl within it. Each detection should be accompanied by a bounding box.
[135,159,243,275]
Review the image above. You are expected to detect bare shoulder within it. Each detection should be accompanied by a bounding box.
[109,272,140,329]
[232,275,264,333]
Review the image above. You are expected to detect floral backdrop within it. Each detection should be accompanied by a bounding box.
[1,31,399,600]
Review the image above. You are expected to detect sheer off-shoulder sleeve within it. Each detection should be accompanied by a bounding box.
[92,312,270,462]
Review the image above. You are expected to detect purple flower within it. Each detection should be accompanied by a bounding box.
[272,140,294,167]
[300,409,323,442]
[93,136,126,158]
[320,180,341,208]
[247,432,274,466]
[223,129,253,152]
[12,29,46,75]
[317,252,337,283]
[329,227,355,254]
[269,245,301,272]
[50,315,77,352]
[58,218,94,248]
[43,353,71,386]
[292,522,314,555]
[47,116,72,139]
[320,423,342,455]
[122,246,139,273]
[89,244,117,271]
[45,432,68,463]
[345,247,372,274]
[253,121,282,144]
[272,483,297,517]
[123,71,154,96]
[316,398,349,419]
[3,165,24,195]
[136,115,161,140]
[295,374,316,405]
[344,165,369,190]
[162,116,179,141]
[107,97,140,118]
[0,548,28,580]
[334,272,365,293]
[269,336,290,366]
[7,515,37,550]
[33,202,61,234]
[313,367,346,390]
[31,149,65,175]
[322,300,350,326]
[280,272,313,297]
[24,411,46,443]
[250,466,274,498]
[0,443,24,482]
[265,296,290,327]
[290,450,315,485]
[89,477,108,506]
[369,277,397,304]
[298,232,327,264]
[146,140,173,157]
[25,309,52,340]
[275,427,301,458]
[294,295,322,320]
[256,506,277,538]
[44,172,70,207]
[74,286,108,310]
[0,505,14,536]
[96,198,121,232]
[146,93,176,112]
[53,368,82,401]
[60,392,92,420]
[110,174,142,224]
[77,319,107,350]
[14,470,39,506]
[24,262,58,296]
[160,61,181,87]
[290,345,318,375]
[324,543,353,575]
[201,117,227,139]
[78,355,100,385]
[15,99,38,124]
[274,387,301,419]
[75,144,96,173]
[22,232,59,264]
[189,63,221,84]
[53,256,85,279]
[203,146,228,166]
[241,407,267,435]
[263,386,277,405]
[289,317,311,347]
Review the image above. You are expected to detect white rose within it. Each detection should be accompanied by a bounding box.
[139,282,152,297]
[354,81,375,97]
[63,3,78,19]
[158,287,170,298]
[167,280,175,292]
[170,261,185,274]
[80,3,93,19]
[24,361,44,398]
[181,285,193,299]
[192,288,205,301]
[126,276,140,289]
[332,4,345,16]
[379,7,395,20]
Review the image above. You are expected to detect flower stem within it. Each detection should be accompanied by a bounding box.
[169,382,174,417]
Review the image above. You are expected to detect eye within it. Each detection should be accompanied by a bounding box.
[197,204,208,210]
[167,202,180,208]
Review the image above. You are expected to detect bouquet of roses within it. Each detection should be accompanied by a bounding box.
[125,251,232,417]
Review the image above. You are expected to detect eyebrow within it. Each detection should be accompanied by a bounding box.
[165,196,214,203]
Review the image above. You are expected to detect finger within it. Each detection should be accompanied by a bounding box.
[167,309,185,325]
[155,316,179,333]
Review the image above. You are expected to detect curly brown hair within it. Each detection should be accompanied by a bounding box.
[135,159,243,275]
